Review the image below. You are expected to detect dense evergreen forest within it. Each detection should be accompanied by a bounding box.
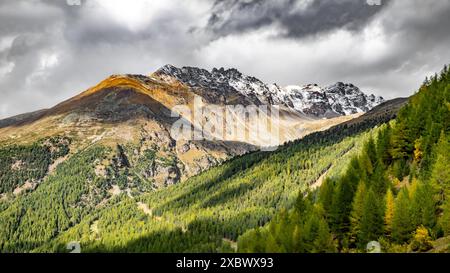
[238,65,450,253]
[0,94,395,253]
[0,65,447,253]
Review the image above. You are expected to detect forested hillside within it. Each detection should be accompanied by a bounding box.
[238,65,450,253]
[0,93,401,252]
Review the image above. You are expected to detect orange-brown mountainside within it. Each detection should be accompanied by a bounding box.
[0,74,255,188]
[0,65,384,189]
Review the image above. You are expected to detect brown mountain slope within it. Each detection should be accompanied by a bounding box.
[0,71,366,188]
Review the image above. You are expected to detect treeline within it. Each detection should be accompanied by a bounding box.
[238,65,450,253]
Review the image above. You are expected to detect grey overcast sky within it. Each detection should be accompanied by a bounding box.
[0,0,450,118]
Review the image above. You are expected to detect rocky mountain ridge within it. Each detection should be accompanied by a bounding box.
[153,64,384,118]
[0,65,383,188]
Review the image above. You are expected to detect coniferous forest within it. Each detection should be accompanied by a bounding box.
[0,66,449,253]
[238,65,450,253]
[0,107,389,252]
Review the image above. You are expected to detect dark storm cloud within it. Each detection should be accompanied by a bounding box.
[207,0,390,38]
[199,0,450,99]
[320,0,450,98]
[0,0,450,118]
[0,1,62,34]
[0,0,209,118]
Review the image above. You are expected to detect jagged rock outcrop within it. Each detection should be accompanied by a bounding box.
[153,65,384,118]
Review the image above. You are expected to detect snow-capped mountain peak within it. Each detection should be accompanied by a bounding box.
[153,65,384,118]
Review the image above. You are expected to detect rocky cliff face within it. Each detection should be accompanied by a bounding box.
[269,82,384,118]
[153,65,384,118]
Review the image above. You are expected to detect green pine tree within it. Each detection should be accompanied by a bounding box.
[350,182,366,245]
[440,199,450,236]
[410,181,436,229]
[430,132,450,207]
[392,189,414,243]
[384,188,395,236]
[359,189,384,248]
[331,177,356,236]
[319,178,335,218]
[376,124,392,166]
[312,217,336,253]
